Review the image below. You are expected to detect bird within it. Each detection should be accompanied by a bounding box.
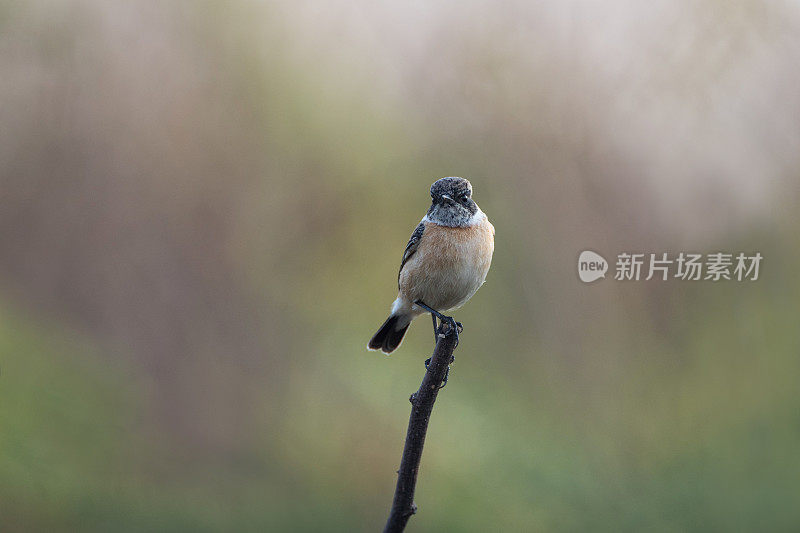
[368,177,494,354]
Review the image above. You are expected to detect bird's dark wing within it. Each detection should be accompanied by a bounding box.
[398,222,425,286]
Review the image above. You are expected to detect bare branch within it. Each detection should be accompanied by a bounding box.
[383,321,459,533]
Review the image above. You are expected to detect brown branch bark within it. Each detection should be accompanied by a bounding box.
[383,321,459,533]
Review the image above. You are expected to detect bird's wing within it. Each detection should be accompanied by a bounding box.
[398,222,425,287]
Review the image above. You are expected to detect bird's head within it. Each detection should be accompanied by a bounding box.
[427,177,479,227]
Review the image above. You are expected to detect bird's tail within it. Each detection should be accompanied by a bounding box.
[368,314,411,354]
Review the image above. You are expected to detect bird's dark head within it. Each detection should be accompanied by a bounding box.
[427,177,480,227]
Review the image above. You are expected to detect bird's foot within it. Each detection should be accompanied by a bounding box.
[413,300,462,348]
[440,316,461,348]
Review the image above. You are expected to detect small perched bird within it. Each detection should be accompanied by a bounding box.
[368,177,495,354]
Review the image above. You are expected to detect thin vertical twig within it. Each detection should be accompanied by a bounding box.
[383,321,459,533]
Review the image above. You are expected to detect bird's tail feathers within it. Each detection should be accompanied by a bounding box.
[368,314,411,354]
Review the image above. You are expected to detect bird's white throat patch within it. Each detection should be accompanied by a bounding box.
[423,207,486,228]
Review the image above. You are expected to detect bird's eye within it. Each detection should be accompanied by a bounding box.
[459,193,469,201]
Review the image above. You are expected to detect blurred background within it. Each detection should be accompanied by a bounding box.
[1,1,799,531]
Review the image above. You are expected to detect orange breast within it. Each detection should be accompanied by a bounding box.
[399,218,494,311]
